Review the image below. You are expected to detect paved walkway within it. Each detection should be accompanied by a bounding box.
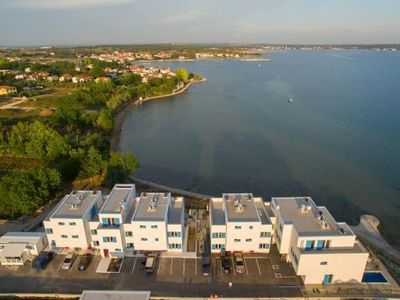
[0,98,34,110]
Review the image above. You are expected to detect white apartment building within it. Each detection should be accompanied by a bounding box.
[271,196,369,284]
[44,190,104,250]
[86,185,184,257]
[210,193,274,253]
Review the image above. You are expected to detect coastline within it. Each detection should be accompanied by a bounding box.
[110,77,207,152]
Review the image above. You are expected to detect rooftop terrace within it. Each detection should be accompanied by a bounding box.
[224,193,261,222]
[100,184,135,214]
[272,197,354,236]
[132,192,171,222]
[49,190,101,219]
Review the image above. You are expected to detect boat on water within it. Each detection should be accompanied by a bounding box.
[288,97,294,102]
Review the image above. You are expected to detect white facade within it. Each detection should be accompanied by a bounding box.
[210,194,273,253]
[271,196,369,284]
[44,190,104,251]
[0,232,48,266]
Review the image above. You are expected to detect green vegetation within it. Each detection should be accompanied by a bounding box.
[0,58,195,220]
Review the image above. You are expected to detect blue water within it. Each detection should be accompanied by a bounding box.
[362,272,388,283]
[121,51,400,248]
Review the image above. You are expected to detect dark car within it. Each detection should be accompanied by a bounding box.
[78,253,92,271]
[220,251,231,274]
[32,251,53,272]
[202,255,211,276]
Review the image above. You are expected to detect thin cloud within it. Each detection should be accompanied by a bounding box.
[6,0,135,10]
[158,11,209,24]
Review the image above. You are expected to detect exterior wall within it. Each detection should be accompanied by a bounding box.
[166,224,184,252]
[44,218,89,250]
[127,221,168,251]
[210,224,226,253]
[97,227,124,256]
[296,250,369,284]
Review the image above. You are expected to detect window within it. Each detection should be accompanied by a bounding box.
[259,243,270,249]
[125,231,133,237]
[61,235,68,238]
[69,222,76,226]
[139,225,146,229]
[316,240,325,250]
[168,243,181,249]
[102,218,120,227]
[305,240,315,250]
[90,229,97,235]
[141,238,148,241]
[93,241,99,246]
[58,222,65,226]
[126,243,134,248]
[320,261,328,265]
[211,232,225,238]
[72,235,79,239]
[234,238,241,242]
[102,236,117,243]
[155,238,159,241]
[168,231,182,237]
[151,225,158,229]
[212,244,224,250]
[260,232,271,238]
[234,226,242,230]
[45,228,53,234]
[90,205,97,219]
[245,238,252,242]
[115,248,122,252]
[249,225,254,229]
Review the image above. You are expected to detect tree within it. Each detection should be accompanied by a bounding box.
[175,68,189,82]
[50,107,81,129]
[106,151,139,185]
[0,167,61,219]
[70,146,106,179]
[96,109,114,132]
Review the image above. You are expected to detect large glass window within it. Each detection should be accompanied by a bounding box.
[305,240,315,250]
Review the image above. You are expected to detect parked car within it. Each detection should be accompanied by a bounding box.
[233,252,245,274]
[220,251,231,274]
[144,254,157,273]
[61,253,76,270]
[202,255,211,276]
[78,253,92,271]
[32,251,53,272]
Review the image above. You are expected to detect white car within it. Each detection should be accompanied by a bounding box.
[61,253,76,270]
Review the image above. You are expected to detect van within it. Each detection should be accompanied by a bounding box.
[32,251,53,272]
[202,255,211,276]
[144,254,157,273]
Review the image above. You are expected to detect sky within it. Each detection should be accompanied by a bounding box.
[0,0,399,46]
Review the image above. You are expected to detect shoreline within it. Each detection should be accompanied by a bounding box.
[110,77,207,152]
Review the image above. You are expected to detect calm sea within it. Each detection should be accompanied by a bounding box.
[121,51,400,249]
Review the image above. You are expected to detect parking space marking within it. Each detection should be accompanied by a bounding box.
[182,258,185,276]
[244,258,249,276]
[255,258,262,276]
[232,263,236,276]
[195,258,197,275]
[170,258,174,275]
[131,257,138,273]
[157,258,162,275]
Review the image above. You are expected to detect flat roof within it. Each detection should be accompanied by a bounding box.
[0,232,44,243]
[0,243,27,258]
[80,290,150,300]
[223,193,260,222]
[132,192,171,222]
[254,199,272,225]
[272,197,354,236]
[210,198,226,226]
[101,184,135,214]
[50,190,100,219]
[168,197,184,224]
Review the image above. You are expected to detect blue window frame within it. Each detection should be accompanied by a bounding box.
[90,229,97,235]
[102,218,108,226]
[90,205,97,219]
[45,228,53,234]
[305,240,315,250]
[316,240,325,250]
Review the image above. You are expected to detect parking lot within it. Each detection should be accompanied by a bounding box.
[0,247,302,297]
